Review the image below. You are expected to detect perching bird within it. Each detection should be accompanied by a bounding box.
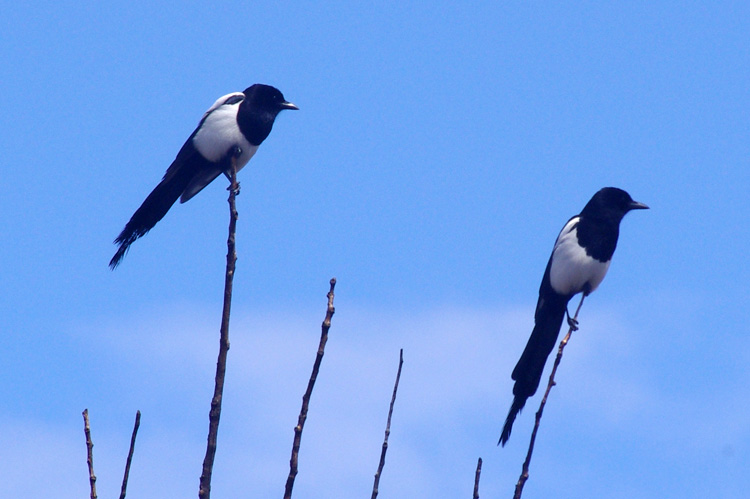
[109,84,298,268]
[499,187,648,446]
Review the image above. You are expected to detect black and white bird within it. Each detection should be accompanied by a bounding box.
[109,84,298,269]
[499,187,648,446]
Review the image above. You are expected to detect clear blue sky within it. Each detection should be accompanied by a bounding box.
[2,2,749,497]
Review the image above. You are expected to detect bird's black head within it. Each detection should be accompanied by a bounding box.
[242,84,299,116]
[237,84,298,145]
[582,187,649,222]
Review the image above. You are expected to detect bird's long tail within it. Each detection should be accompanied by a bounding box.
[109,170,192,269]
[499,294,568,445]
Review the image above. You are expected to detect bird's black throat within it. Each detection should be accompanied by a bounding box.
[236,101,277,146]
[575,217,619,262]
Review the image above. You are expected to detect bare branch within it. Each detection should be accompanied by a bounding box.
[119,410,141,499]
[82,409,97,499]
[284,278,337,499]
[371,348,404,499]
[371,349,404,499]
[513,294,586,499]
[199,156,240,499]
[473,457,482,499]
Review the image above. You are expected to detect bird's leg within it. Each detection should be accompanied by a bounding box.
[225,146,242,195]
[566,293,587,331]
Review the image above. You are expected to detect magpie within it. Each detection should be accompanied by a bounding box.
[109,84,298,269]
[499,187,648,446]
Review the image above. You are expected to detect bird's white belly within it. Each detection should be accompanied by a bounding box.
[193,104,257,168]
[549,221,610,296]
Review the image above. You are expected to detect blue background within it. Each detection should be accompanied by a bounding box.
[2,2,748,497]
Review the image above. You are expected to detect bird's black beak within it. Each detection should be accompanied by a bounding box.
[629,201,649,210]
[279,101,299,111]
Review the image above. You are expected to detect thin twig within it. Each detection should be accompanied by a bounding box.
[371,349,404,499]
[473,457,483,499]
[82,409,97,499]
[513,294,586,499]
[284,278,337,499]
[119,410,141,499]
[199,156,240,499]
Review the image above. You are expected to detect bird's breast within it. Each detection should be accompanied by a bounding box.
[549,222,610,296]
[192,103,257,167]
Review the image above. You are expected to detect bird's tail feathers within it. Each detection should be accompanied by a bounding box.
[499,295,567,445]
[499,395,527,446]
[109,171,192,269]
[511,296,568,398]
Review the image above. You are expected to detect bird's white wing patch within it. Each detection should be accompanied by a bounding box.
[201,92,245,120]
[549,217,610,296]
[193,97,257,166]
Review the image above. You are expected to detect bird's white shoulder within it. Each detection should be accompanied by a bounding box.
[548,216,610,296]
[192,91,256,165]
[201,91,245,120]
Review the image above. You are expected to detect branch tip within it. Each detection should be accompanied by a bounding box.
[371,349,404,499]
[284,279,338,499]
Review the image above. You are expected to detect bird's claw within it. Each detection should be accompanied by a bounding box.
[227,181,241,196]
[566,315,579,331]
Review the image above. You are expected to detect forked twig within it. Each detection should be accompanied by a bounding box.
[199,155,240,499]
[119,410,141,499]
[513,294,586,499]
[284,278,337,499]
[371,349,404,499]
[82,409,141,499]
[82,409,97,499]
[473,457,483,499]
